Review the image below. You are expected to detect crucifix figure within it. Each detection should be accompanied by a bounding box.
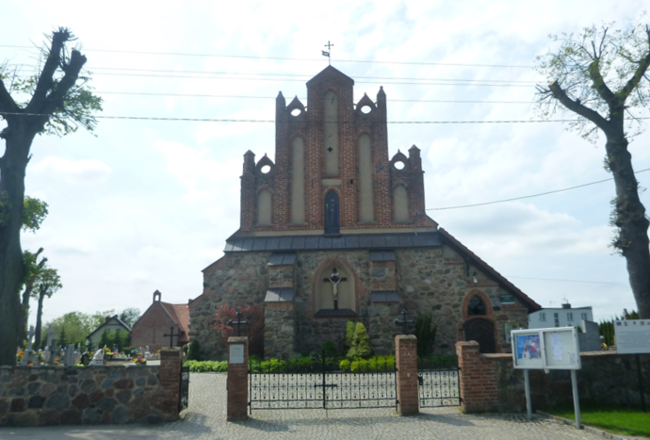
[322,40,334,65]
[323,268,347,309]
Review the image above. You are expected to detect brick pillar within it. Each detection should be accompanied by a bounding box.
[395,335,419,416]
[155,348,182,418]
[456,341,499,413]
[227,336,249,421]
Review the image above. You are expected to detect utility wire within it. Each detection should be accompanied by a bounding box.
[4,111,643,125]
[0,44,535,69]
[97,91,535,104]
[506,276,628,286]
[428,168,650,211]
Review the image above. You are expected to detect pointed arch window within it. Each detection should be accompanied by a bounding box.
[324,190,340,235]
[467,295,487,316]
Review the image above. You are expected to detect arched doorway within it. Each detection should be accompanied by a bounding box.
[463,293,496,353]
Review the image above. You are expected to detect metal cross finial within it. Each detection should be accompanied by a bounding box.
[163,326,181,348]
[394,309,415,335]
[322,41,334,65]
[227,308,250,337]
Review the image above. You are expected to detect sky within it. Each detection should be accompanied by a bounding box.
[1,1,648,328]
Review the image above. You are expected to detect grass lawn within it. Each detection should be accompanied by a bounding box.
[544,403,650,439]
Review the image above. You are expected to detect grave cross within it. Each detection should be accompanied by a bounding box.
[227,309,249,337]
[394,309,416,335]
[323,268,347,310]
[163,326,181,348]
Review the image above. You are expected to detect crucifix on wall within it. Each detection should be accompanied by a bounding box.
[323,268,347,309]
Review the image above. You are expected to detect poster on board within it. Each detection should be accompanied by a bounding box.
[511,327,581,370]
[614,319,650,354]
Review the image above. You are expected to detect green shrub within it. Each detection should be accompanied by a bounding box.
[322,340,338,358]
[347,322,372,358]
[339,359,351,371]
[183,360,228,372]
[344,321,355,351]
[187,339,201,361]
[414,313,437,356]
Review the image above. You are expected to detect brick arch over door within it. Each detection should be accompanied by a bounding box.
[461,289,498,353]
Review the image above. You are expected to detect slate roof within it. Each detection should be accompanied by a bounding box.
[225,232,441,253]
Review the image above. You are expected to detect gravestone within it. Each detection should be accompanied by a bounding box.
[43,325,56,363]
[89,348,104,366]
[20,326,35,366]
[64,344,75,366]
[145,345,151,358]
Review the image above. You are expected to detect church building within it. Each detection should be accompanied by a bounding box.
[189,66,540,360]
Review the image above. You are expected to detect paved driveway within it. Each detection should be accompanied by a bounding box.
[0,373,623,440]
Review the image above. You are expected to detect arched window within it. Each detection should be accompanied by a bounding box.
[324,190,340,234]
[256,189,272,225]
[393,185,409,222]
[467,295,487,316]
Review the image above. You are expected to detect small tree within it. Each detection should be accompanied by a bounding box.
[414,313,438,357]
[213,304,264,357]
[347,322,372,358]
[98,329,110,349]
[344,321,355,352]
[58,327,66,346]
[32,266,61,349]
[187,339,201,361]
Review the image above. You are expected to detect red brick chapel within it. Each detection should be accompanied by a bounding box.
[189,66,540,360]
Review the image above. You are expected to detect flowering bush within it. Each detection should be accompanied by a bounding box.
[133,356,147,365]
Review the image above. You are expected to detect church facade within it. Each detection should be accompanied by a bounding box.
[189,66,540,360]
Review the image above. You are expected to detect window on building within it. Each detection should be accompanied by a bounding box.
[581,313,587,320]
[467,296,487,316]
[554,313,559,327]
[567,313,573,321]
[324,190,340,235]
[539,312,546,321]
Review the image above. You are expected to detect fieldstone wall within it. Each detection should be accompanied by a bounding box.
[0,364,176,427]
[481,351,650,411]
[193,245,531,360]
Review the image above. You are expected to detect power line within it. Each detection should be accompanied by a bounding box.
[0,44,535,69]
[97,91,534,104]
[507,276,628,287]
[4,111,641,125]
[428,168,650,211]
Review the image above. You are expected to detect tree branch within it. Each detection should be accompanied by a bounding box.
[0,78,19,115]
[26,29,70,114]
[587,59,618,104]
[618,26,650,100]
[548,80,610,131]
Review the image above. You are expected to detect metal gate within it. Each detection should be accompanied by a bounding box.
[249,355,397,412]
[418,358,461,407]
[179,364,190,411]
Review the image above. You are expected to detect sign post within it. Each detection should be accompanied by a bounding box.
[511,327,582,428]
[614,319,650,412]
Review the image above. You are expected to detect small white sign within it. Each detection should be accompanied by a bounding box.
[229,344,245,364]
[614,319,650,354]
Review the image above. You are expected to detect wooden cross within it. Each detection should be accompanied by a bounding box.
[163,326,181,348]
[227,309,249,337]
[323,268,347,309]
[394,309,415,335]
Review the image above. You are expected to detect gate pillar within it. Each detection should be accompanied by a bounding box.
[227,336,249,421]
[395,335,419,415]
[456,341,499,413]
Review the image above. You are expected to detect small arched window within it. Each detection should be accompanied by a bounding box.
[467,295,487,316]
[324,190,340,234]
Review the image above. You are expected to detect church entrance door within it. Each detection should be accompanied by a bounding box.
[464,318,496,353]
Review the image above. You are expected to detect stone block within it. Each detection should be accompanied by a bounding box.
[80,379,96,393]
[135,377,146,387]
[114,379,133,389]
[10,398,26,412]
[8,387,25,397]
[46,393,70,410]
[60,408,81,425]
[27,395,45,409]
[38,409,60,426]
[116,389,132,405]
[82,408,100,425]
[72,393,90,410]
[97,397,117,412]
[110,405,131,424]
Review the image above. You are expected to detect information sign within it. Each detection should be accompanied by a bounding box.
[511,327,581,370]
[500,294,515,304]
[614,319,650,354]
[229,344,245,364]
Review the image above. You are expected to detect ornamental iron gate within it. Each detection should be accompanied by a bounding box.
[179,364,190,412]
[417,357,461,408]
[248,353,397,412]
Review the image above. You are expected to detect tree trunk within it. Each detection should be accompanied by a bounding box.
[605,134,650,319]
[0,121,36,365]
[34,290,45,350]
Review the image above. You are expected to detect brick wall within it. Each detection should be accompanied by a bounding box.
[395,335,419,415]
[456,341,499,413]
[0,350,183,427]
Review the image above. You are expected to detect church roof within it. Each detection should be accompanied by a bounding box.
[160,302,191,340]
[224,232,441,253]
[439,228,542,312]
[306,65,354,87]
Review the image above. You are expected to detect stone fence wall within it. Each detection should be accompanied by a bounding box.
[458,341,650,413]
[0,348,183,427]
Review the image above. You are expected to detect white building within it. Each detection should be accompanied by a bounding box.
[528,303,594,329]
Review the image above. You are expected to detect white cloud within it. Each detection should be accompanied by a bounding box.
[31,157,112,185]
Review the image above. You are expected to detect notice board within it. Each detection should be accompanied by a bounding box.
[511,327,581,370]
[615,319,650,354]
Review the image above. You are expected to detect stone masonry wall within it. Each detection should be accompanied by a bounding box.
[0,364,176,427]
[478,352,650,412]
[194,244,531,360]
